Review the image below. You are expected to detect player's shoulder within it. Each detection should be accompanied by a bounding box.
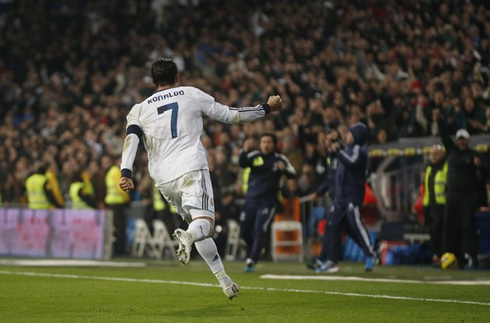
[186,86,213,100]
[128,102,144,116]
[179,85,198,91]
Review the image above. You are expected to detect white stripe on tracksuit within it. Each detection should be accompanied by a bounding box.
[348,203,374,256]
[262,207,276,232]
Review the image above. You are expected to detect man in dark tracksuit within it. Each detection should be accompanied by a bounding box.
[438,112,487,268]
[308,130,368,271]
[316,123,377,273]
[239,133,297,272]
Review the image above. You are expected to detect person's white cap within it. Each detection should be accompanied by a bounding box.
[456,129,470,139]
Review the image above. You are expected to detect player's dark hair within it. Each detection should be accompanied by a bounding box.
[151,58,178,86]
[260,132,277,146]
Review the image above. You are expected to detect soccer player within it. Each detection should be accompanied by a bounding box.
[118,58,282,299]
[239,133,297,272]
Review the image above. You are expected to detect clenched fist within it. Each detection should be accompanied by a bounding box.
[267,95,283,112]
[243,138,256,152]
[119,177,134,192]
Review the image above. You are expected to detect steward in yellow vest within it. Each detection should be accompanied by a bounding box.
[25,166,63,209]
[105,165,130,206]
[423,162,448,207]
[105,164,130,256]
[69,171,97,209]
[422,146,447,265]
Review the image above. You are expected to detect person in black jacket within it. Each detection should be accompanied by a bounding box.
[239,133,297,272]
[436,110,487,268]
[315,123,378,273]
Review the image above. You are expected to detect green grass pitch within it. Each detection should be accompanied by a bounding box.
[1,260,489,322]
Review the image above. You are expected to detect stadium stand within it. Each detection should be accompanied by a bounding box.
[1,0,489,263]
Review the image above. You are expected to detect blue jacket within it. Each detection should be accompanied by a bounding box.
[239,150,297,200]
[333,123,369,206]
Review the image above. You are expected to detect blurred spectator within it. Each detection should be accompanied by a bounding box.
[422,146,447,267]
[437,111,489,269]
[69,170,97,209]
[0,0,488,231]
[25,163,63,209]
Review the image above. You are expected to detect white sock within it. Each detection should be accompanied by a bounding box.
[186,219,211,242]
[194,238,232,289]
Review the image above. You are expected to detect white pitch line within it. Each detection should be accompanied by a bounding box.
[0,259,147,267]
[0,270,489,307]
[261,274,490,286]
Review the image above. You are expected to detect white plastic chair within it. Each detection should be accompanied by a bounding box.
[131,219,156,258]
[152,219,178,260]
[224,219,242,261]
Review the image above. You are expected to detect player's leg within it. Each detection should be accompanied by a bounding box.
[157,182,195,264]
[179,170,239,299]
[345,203,377,271]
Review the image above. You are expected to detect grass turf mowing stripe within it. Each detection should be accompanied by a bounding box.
[1,270,489,307]
[261,274,490,286]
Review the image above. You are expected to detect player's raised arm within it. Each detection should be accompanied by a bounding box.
[196,89,282,124]
[119,104,143,192]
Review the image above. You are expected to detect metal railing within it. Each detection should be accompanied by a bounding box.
[371,157,424,222]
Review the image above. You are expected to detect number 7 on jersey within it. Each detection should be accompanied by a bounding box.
[157,102,179,138]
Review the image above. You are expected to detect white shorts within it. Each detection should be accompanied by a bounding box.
[157,170,215,223]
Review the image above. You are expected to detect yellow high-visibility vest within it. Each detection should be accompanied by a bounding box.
[70,181,93,209]
[241,167,251,194]
[423,162,448,206]
[153,185,165,211]
[25,174,51,209]
[105,166,130,205]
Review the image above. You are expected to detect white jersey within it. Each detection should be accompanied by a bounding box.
[124,86,269,184]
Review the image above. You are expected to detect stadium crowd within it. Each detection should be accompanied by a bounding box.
[1,0,490,216]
